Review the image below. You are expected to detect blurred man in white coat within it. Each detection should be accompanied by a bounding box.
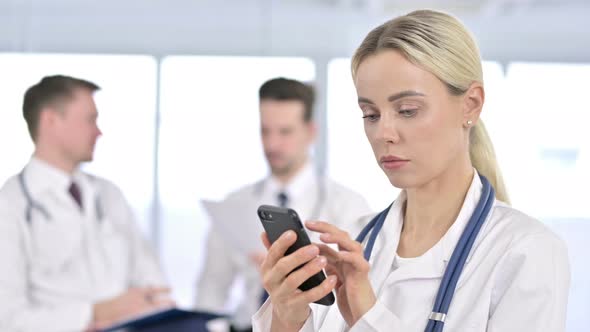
[194,77,371,332]
[0,75,171,332]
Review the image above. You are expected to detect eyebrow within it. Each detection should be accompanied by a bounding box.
[358,90,426,104]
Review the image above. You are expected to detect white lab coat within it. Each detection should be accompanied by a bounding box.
[0,158,166,332]
[195,162,371,329]
[252,173,571,332]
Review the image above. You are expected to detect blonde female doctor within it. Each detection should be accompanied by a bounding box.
[252,9,570,332]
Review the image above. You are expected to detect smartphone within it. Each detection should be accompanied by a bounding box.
[257,204,335,306]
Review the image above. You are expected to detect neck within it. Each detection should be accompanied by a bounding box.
[33,144,77,175]
[273,157,308,185]
[403,160,474,237]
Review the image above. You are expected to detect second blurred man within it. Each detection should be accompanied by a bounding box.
[194,77,371,332]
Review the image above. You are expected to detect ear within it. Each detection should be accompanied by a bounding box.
[38,107,56,127]
[305,120,318,143]
[37,106,61,136]
[462,82,484,127]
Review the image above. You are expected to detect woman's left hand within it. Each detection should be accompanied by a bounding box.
[305,221,376,327]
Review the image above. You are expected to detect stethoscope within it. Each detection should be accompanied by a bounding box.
[253,175,326,220]
[18,170,104,224]
[356,175,495,332]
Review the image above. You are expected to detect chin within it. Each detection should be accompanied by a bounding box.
[270,165,289,176]
[384,171,421,190]
[81,154,94,163]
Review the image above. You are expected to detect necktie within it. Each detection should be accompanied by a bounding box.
[277,191,289,208]
[68,182,83,210]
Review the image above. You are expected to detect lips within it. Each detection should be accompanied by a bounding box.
[380,155,409,170]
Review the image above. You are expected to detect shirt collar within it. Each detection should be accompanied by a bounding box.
[25,157,82,196]
[266,161,316,202]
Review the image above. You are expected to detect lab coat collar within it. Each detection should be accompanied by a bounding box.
[25,157,84,196]
[265,161,316,204]
[373,170,484,285]
[440,170,484,264]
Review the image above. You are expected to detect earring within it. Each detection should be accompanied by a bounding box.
[466,120,473,127]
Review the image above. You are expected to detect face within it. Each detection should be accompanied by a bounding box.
[354,50,478,189]
[260,99,315,176]
[50,88,102,164]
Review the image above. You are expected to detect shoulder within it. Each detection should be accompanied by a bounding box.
[0,175,26,227]
[0,174,26,210]
[225,181,260,200]
[488,201,564,247]
[0,173,21,197]
[485,201,569,273]
[484,202,570,312]
[323,178,368,206]
[83,172,125,197]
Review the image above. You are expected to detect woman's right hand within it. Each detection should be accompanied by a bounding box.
[260,230,338,332]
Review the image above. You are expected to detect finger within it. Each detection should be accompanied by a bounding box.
[261,230,297,272]
[152,298,176,308]
[145,286,172,296]
[292,275,337,306]
[338,251,370,273]
[265,244,319,290]
[304,220,337,234]
[319,231,362,253]
[278,256,327,296]
[305,221,360,251]
[316,244,339,261]
[323,265,343,288]
[261,232,271,250]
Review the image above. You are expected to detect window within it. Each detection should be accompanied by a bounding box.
[502,62,590,219]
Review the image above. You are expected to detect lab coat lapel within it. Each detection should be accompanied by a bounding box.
[367,199,403,293]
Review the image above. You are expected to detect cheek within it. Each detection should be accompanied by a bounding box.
[412,111,463,167]
[363,124,379,149]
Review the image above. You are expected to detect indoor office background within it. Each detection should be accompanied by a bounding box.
[0,0,588,331]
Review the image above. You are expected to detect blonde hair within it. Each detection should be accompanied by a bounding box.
[351,9,509,203]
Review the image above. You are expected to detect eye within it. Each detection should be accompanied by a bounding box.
[362,114,380,122]
[360,106,380,122]
[398,108,417,118]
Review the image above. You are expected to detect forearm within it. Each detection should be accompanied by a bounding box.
[0,300,94,332]
[253,301,315,332]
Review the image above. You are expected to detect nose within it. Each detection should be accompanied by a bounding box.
[375,114,400,144]
[263,132,281,151]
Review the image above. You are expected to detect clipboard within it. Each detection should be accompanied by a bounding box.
[98,308,223,332]
[201,197,265,253]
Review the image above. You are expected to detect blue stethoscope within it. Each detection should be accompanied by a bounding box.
[18,170,104,224]
[356,175,495,332]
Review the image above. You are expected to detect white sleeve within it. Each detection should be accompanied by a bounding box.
[326,183,372,235]
[487,232,570,332]
[348,300,411,332]
[109,186,166,287]
[194,228,238,312]
[252,301,316,332]
[0,201,93,332]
